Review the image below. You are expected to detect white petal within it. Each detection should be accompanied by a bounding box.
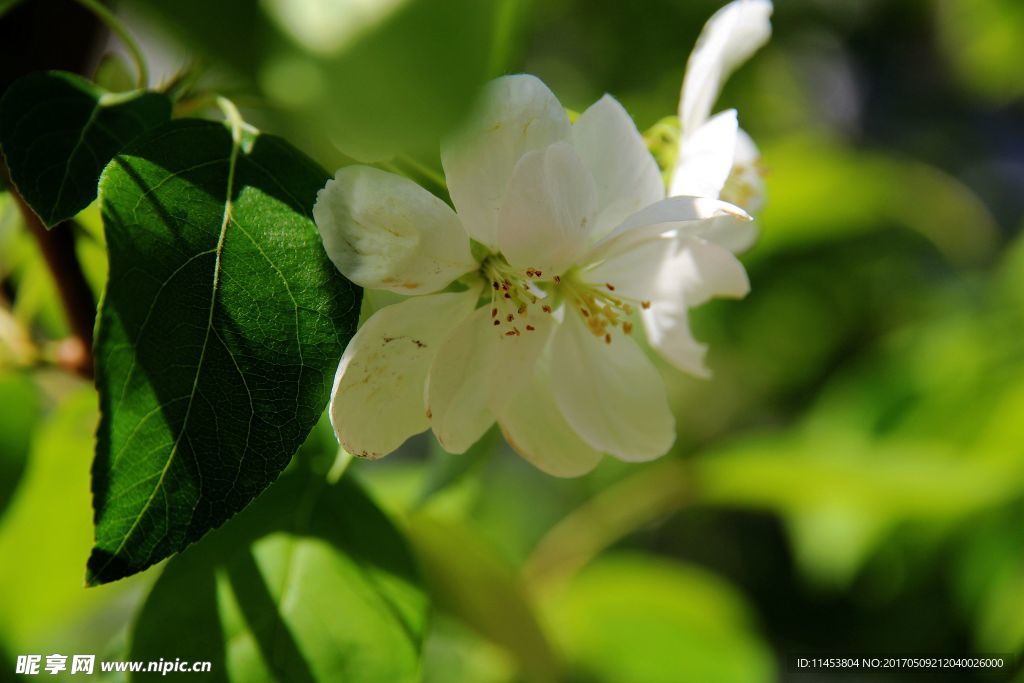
[427,303,554,454]
[497,142,597,275]
[679,0,773,133]
[584,195,751,265]
[669,108,738,200]
[692,214,760,254]
[426,306,494,453]
[441,75,571,248]
[314,166,477,294]
[666,235,751,306]
[488,305,556,407]
[572,94,665,241]
[329,289,479,459]
[583,233,748,377]
[582,232,678,302]
[643,302,710,378]
[734,126,761,166]
[587,231,749,306]
[612,196,751,233]
[719,127,766,216]
[642,237,749,375]
[550,310,675,461]
[498,357,603,477]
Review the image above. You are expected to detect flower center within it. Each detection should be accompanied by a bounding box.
[480,255,552,337]
[721,158,766,212]
[478,256,651,345]
[560,270,647,345]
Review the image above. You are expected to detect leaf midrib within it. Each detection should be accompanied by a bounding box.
[94,126,244,577]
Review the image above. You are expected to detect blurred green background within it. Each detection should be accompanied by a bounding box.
[2,0,1024,681]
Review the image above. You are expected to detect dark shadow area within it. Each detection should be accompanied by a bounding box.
[227,550,317,683]
[128,468,424,681]
[0,0,102,96]
[129,548,229,683]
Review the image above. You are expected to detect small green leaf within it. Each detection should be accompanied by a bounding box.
[88,119,360,585]
[0,371,40,519]
[546,553,775,683]
[129,471,427,682]
[0,388,141,654]
[408,515,563,683]
[0,71,170,228]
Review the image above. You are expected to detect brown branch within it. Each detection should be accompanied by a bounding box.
[2,162,96,378]
[1,0,110,379]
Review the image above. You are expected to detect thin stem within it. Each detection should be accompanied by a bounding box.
[488,0,521,78]
[523,459,692,595]
[326,448,353,484]
[216,96,246,143]
[28,219,96,378]
[73,0,149,89]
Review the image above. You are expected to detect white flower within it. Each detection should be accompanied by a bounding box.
[671,0,772,237]
[314,75,751,476]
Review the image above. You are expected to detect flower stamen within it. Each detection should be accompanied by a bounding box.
[481,255,552,337]
[560,273,637,344]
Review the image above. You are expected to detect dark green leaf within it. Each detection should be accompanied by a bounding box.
[130,470,427,682]
[0,71,170,228]
[88,119,360,585]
